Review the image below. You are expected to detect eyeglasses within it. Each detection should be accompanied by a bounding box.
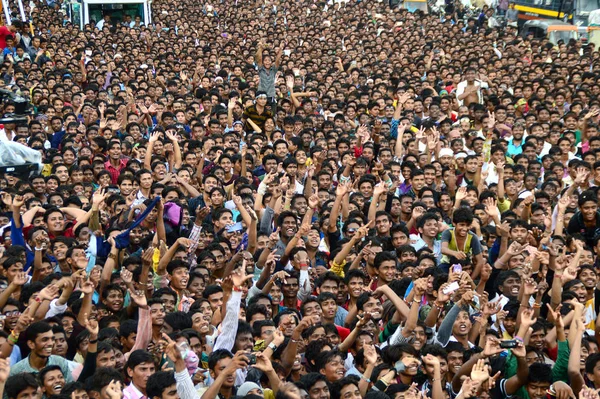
[4,310,20,317]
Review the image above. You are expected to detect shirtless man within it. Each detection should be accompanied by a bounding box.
[457,68,487,107]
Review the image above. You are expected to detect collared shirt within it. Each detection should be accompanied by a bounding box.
[104,158,128,184]
[123,382,146,399]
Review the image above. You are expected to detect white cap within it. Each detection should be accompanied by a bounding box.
[439,148,453,158]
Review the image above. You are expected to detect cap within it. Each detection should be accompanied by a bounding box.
[439,148,453,158]
[238,382,263,397]
[455,152,468,159]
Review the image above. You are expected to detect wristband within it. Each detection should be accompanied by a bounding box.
[34,247,44,251]
[514,336,524,343]
[232,286,243,292]
[372,380,390,392]
[89,339,98,344]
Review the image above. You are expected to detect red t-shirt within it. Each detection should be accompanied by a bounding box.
[337,325,351,341]
[48,224,75,240]
[0,26,12,50]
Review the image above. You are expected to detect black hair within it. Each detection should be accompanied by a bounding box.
[146,371,176,399]
[6,373,39,399]
[528,362,552,383]
[125,350,154,375]
[164,312,193,332]
[85,367,124,393]
[208,349,233,371]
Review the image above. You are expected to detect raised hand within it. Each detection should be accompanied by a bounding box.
[93,187,108,206]
[80,280,96,296]
[12,195,24,209]
[308,194,319,210]
[483,197,499,218]
[483,337,504,358]
[522,278,538,296]
[105,380,122,399]
[12,272,27,286]
[253,352,275,373]
[520,307,537,328]
[363,343,378,366]
[38,284,59,302]
[455,186,467,202]
[0,358,10,383]
[373,182,387,197]
[470,358,491,383]
[120,269,133,285]
[231,264,252,287]
[83,314,99,336]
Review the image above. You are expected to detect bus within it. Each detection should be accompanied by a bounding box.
[513,0,599,26]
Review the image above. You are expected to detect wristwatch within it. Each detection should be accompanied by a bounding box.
[268,342,278,351]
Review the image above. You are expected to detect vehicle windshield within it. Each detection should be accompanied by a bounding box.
[577,0,600,12]
[549,30,578,43]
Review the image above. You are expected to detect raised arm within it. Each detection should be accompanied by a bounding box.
[166,130,182,170]
[144,131,160,170]
[256,41,264,67]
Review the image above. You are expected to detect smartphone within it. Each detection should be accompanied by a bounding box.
[452,264,462,274]
[500,340,518,349]
[442,281,460,295]
[227,222,243,233]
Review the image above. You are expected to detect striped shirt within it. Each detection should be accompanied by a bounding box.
[243,104,273,132]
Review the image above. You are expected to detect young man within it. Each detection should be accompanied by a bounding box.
[39,365,66,397]
[5,373,39,399]
[440,208,483,274]
[124,350,156,399]
[146,337,198,399]
[10,322,73,381]
[202,350,249,399]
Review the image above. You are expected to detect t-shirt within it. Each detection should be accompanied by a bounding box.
[10,355,73,382]
[440,229,482,264]
[566,211,600,248]
[257,65,277,98]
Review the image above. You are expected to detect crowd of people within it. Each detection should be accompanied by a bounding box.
[0,0,595,399]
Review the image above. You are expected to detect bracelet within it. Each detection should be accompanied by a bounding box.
[532,302,541,308]
[89,339,98,344]
[514,336,524,343]
[360,375,371,383]
[433,302,444,310]
[7,334,17,344]
[290,337,300,343]
[108,253,118,260]
[34,247,44,251]
[232,286,243,292]
[555,274,563,279]
[35,297,41,303]
[413,298,421,304]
